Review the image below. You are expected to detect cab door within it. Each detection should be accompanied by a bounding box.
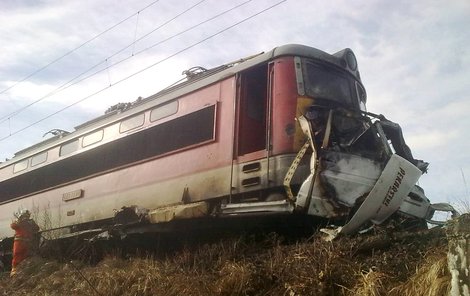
[231,64,271,197]
[237,64,268,156]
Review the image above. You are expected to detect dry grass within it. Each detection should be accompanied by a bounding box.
[0,228,450,296]
[347,269,387,296]
[389,250,450,296]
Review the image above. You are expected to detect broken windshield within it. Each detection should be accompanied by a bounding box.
[302,60,362,109]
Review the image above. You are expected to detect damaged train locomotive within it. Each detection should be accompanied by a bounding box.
[0,44,456,258]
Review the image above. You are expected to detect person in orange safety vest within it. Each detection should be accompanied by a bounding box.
[10,209,40,276]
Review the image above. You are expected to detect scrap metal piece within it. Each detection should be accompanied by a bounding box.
[427,203,460,225]
[220,200,294,216]
[377,119,429,173]
[294,116,319,212]
[283,140,310,201]
[321,110,333,149]
[373,122,393,157]
[320,227,341,242]
[398,186,459,225]
[114,206,149,225]
[148,201,208,223]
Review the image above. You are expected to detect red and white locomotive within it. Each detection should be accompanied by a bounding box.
[0,44,455,253]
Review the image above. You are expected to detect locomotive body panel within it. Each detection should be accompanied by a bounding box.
[0,77,239,238]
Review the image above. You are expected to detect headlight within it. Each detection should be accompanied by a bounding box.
[345,51,357,71]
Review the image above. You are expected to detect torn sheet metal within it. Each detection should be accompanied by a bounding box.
[320,151,382,207]
[296,174,339,218]
[220,200,294,216]
[148,201,209,224]
[114,206,149,225]
[336,154,421,235]
[398,186,431,220]
[426,203,460,225]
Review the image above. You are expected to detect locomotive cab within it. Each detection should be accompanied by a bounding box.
[223,45,455,234]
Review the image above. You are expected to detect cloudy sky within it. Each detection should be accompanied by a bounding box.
[0,0,469,209]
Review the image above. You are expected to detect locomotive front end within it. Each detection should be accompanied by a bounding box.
[282,47,456,233]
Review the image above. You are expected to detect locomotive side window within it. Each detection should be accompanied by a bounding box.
[150,101,178,122]
[13,159,28,173]
[120,113,145,133]
[0,105,216,202]
[82,130,104,147]
[237,64,268,155]
[60,139,79,156]
[31,151,47,167]
[356,81,367,111]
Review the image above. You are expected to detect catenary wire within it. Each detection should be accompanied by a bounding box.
[0,0,248,124]
[0,0,286,142]
[0,0,161,96]
[59,0,253,97]
[62,0,209,89]
[0,0,211,123]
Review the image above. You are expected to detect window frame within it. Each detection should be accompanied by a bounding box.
[60,139,79,157]
[150,101,179,122]
[301,58,357,108]
[119,113,145,133]
[31,151,48,167]
[13,159,29,173]
[82,129,104,148]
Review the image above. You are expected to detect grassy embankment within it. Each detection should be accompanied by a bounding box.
[0,226,451,296]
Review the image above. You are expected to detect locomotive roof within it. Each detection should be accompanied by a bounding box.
[2,44,361,167]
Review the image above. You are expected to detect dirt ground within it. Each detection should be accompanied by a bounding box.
[0,226,450,296]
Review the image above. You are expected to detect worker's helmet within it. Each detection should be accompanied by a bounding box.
[17,209,31,220]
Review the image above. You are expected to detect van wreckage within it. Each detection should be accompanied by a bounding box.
[293,108,457,237]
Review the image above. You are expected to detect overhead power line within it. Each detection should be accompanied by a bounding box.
[0,0,162,96]
[0,0,248,124]
[0,0,208,123]
[0,0,286,143]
